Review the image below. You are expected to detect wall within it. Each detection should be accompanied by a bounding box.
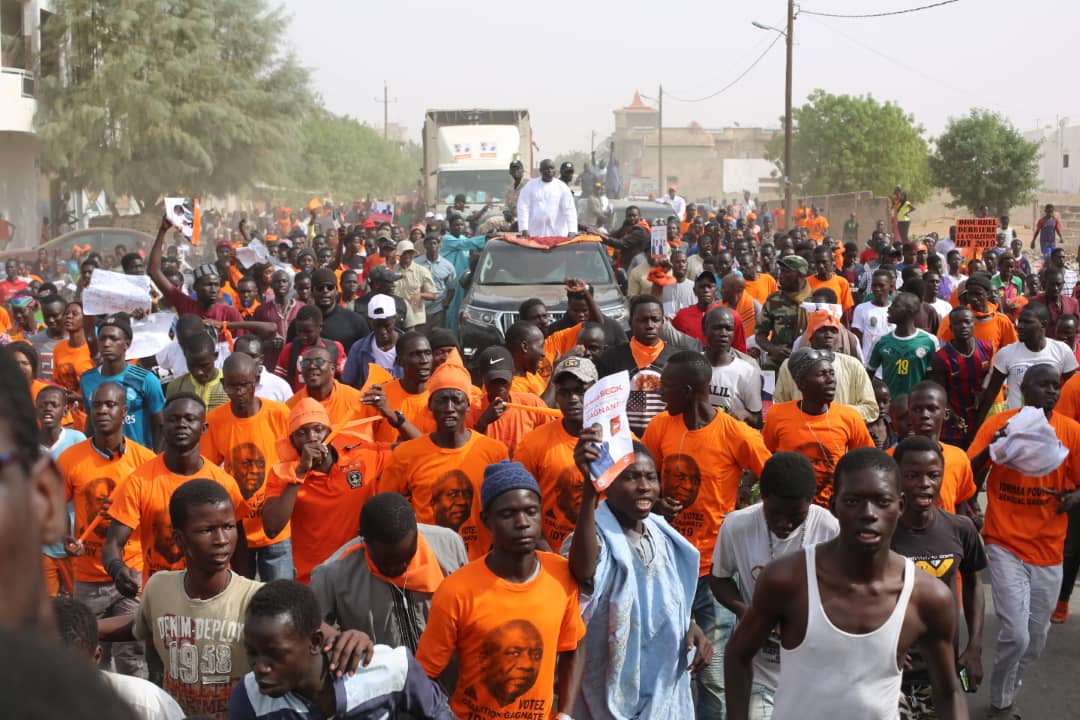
[1024,124,1080,194]
[0,133,39,248]
[798,191,891,244]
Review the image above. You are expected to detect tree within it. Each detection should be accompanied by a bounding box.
[36,0,311,211]
[765,89,931,201]
[553,150,593,173]
[929,110,1040,215]
[290,111,421,203]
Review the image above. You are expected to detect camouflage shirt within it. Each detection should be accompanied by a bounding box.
[755,283,810,369]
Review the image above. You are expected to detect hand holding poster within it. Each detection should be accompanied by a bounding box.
[82,269,153,316]
[582,370,634,491]
[165,197,201,245]
[651,224,668,257]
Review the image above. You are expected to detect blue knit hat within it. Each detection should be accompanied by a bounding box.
[481,461,541,510]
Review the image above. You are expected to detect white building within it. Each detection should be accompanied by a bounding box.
[1,0,52,249]
[1024,120,1080,194]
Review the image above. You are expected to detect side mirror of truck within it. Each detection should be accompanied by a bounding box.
[459,270,472,289]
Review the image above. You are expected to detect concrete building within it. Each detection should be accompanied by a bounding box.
[611,91,781,203]
[1,0,52,249]
[1025,120,1080,194]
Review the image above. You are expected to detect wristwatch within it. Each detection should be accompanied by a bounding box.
[388,410,406,429]
[555,713,575,720]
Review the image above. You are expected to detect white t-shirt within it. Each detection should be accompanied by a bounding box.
[370,343,397,371]
[255,369,293,403]
[993,339,1080,408]
[709,358,763,414]
[102,671,185,720]
[711,503,839,690]
[851,302,894,363]
[662,279,696,318]
[930,298,953,324]
[156,339,230,377]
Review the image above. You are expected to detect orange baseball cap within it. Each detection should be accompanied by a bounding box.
[804,309,842,339]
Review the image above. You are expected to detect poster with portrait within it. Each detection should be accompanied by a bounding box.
[583,370,634,491]
[369,201,394,224]
[164,196,201,245]
[651,224,668,257]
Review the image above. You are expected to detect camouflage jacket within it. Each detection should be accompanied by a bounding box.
[755,282,810,368]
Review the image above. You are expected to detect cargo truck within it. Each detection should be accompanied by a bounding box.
[422,108,532,216]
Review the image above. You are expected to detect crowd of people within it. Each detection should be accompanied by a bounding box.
[1,160,1080,720]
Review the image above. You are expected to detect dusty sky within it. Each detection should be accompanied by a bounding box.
[281,0,1080,156]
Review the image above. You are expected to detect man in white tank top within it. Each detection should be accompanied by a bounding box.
[723,448,969,720]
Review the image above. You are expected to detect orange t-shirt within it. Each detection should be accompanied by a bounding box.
[511,372,547,397]
[287,381,362,427]
[358,379,437,443]
[202,400,292,548]
[629,338,665,369]
[0,305,10,333]
[1057,372,1080,422]
[643,411,772,576]
[471,390,554,457]
[539,324,581,378]
[265,437,393,583]
[515,421,580,552]
[108,455,248,581]
[887,441,976,515]
[808,215,829,242]
[807,274,855,312]
[58,439,156,582]
[743,273,778,306]
[969,409,1080,566]
[721,292,758,340]
[416,553,586,720]
[937,310,1017,353]
[378,432,509,560]
[762,401,875,507]
[52,339,94,393]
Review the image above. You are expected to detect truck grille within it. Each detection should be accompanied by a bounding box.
[497,311,565,335]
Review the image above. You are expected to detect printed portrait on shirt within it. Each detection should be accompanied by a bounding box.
[79,477,115,540]
[430,470,474,532]
[554,467,584,523]
[230,443,266,500]
[151,508,184,566]
[662,454,702,507]
[52,362,79,393]
[478,619,544,707]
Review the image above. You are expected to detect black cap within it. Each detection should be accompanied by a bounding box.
[475,345,513,383]
[560,161,574,172]
[99,312,133,341]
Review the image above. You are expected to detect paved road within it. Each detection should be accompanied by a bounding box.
[963,575,1079,718]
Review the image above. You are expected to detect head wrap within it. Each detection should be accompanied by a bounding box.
[288,397,331,435]
[427,354,472,398]
[788,347,834,383]
[481,461,541,510]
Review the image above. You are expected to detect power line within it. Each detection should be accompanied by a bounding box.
[663,33,783,103]
[800,0,959,19]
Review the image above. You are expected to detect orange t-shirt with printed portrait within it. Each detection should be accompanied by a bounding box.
[969,409,1080,566]
[743,273,778,306]
[470,390,554,457]
[378,432,509,560]
[643,410,772,576]
[107,455,248,582]
[58,439,156,583]
[202,399,291,548]
[265,436,393,583]
[286,380,362,427]
[515,421,583,553]
[52,340,95,394]
[807,273,855,312]
[886,441,976,515]
[762,400,875,507]
[416,552,586,720]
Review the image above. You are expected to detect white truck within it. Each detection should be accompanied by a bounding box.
[422,108,532,217]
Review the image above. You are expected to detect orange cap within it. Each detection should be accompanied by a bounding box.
[804,309,842,339]
[288,397,331,434]
[647,267,676,286]
[428,355,473,398]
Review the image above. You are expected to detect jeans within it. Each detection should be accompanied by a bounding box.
[692,575,735,720]
[423,310,445,331]
[245,539,294,581]
[986,544,1061,710]
[1058,505,1080,602]
[75,579,146,678]
[748,683,774,720]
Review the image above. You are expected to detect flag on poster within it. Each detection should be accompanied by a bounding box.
[582,370,634,491]
[370,201,394,224]
[165,197,201,246]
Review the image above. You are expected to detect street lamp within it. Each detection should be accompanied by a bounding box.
[753,0,794,233]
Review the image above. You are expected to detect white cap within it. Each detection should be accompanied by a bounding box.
[395,240,416,255]
[424,211,435,219]
[367,293,397,320]
[434,213,445,222]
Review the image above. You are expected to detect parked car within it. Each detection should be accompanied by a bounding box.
[457,234,626,363]
[0,227,153,265]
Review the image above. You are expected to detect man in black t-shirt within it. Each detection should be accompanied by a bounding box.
[890,436,987,720]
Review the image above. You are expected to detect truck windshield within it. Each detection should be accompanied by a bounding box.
[437,170,508,204]
[476,243,614,286]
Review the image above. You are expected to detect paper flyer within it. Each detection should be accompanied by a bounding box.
[165,197,201,245]
[582,370,634,491]
[82,268,153,316]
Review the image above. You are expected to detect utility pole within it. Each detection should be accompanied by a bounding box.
[658,84,664,197]
[374,82,398,140]
[784,0,794,231]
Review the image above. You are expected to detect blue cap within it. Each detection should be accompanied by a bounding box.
[481,461,541,510]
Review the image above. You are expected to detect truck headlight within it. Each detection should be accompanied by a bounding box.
[462,307,496,326]
[603,305,627,322]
